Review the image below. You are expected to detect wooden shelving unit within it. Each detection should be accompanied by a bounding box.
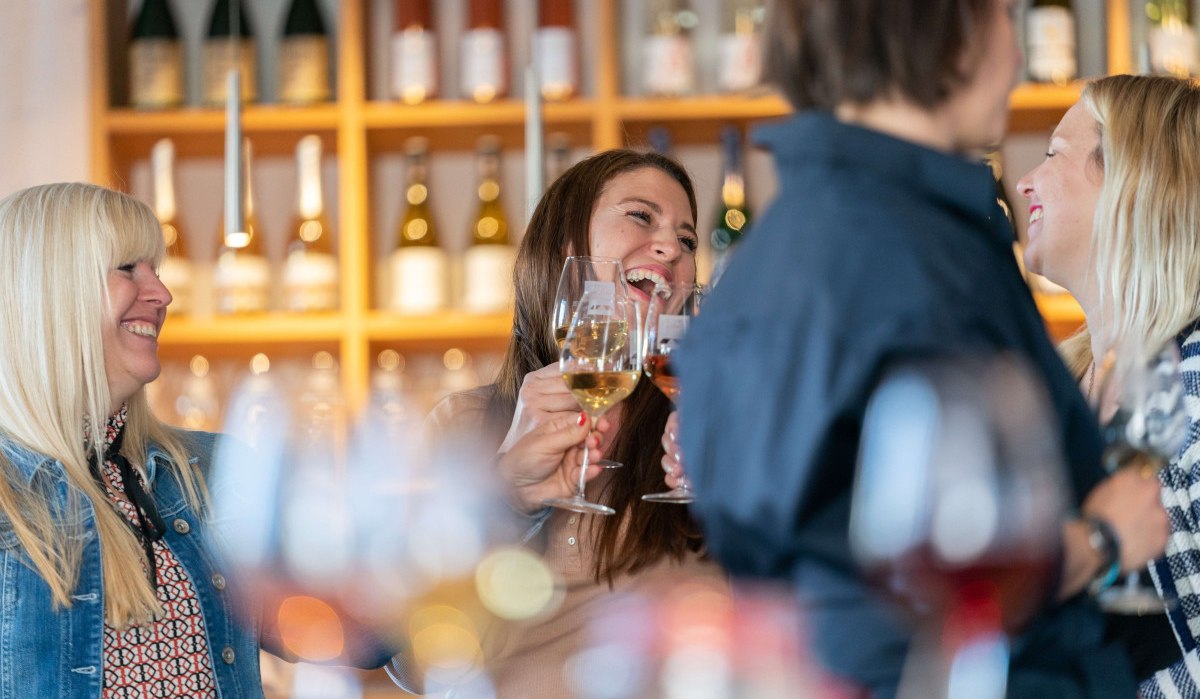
[90,0,1096,410]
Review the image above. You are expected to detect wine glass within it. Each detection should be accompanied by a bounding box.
[543,290,642,515]
[851,355,1067,699]
[1094,343,1187,615]
[641,281,702,503]
[552,256,631,469]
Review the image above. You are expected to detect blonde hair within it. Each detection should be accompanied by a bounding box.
[0,182,206,627]
[1061,75,1200,377]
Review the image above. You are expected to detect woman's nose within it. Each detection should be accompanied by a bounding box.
[1016,170,1035,200]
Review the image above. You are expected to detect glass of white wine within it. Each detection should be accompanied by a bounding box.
[544,289,642,515]
[551,256,630,469]
[641,281,702,503]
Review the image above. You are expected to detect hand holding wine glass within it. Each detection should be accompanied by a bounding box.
[543,289,642,515]
[642,281,702,503]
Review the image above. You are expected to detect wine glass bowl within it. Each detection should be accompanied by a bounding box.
[544,290,642,516]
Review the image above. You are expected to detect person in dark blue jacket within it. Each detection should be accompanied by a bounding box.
[0,182,389,697]
[673,1,1168,696]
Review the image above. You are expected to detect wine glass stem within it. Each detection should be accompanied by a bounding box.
[577,422,593,498]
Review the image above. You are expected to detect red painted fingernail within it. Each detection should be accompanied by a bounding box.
[577,412,587,426]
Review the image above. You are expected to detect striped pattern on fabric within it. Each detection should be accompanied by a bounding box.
[1142,325,1200,699]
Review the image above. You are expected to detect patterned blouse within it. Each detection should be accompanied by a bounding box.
[1142,325,1200,698]
[97,408,217,698]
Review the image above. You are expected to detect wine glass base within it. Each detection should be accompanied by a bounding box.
[543,496,616,515]
[1097,588,1170,615]
[594,458,623,469]
[641,488,693,504]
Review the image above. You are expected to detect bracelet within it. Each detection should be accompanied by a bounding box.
[1085,516,1122,594]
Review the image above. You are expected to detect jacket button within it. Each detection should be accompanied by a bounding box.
[173,518,190,534]
[221,647,235,665]
[211,573,226,591]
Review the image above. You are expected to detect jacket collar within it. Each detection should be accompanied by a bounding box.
[0,434,168,487]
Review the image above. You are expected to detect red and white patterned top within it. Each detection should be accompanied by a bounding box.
[98,408,217,699]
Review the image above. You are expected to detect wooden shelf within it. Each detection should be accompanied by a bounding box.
[105,105,341,134]
[160,313,346,345]
[1034,292,1086,341]
[363,99,596,129]
[365,311,513,343]
[616,94,790,122]
[1008,82,1085,131]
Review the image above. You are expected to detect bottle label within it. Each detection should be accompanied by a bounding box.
[717,31,762,92]
[1150,25,1198,77]
[283,250,339,312]
[203,40,257,105]
[159,255,193,315]
[388,247,448,313]
[462,244,516,313]
[534,27,577,100]
[643,34,695,96]
[392,29,438,103]
[1027,7,1077,83]
[657,314,689,342]
[461,28,506,102]
[279,36,330,104]
[130,40,184,109]
[213,250,270,314]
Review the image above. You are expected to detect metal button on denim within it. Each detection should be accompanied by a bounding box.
[173,518,190,534]
[212,573,226,591]
[567,537,576,546]
[222,647,235,664]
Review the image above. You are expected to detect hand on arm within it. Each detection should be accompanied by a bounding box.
[661,411,687,489]
[1057,468,1169,600]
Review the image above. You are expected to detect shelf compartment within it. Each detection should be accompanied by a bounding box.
[1008,82,1084,132]
[160,313,346,345]
[365,311,512,343]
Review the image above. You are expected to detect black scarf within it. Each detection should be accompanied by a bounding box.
[90,422,166,590]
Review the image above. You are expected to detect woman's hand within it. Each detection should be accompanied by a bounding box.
[497,411,609,513]
[661,411,686,489]
[1083,467,1169,573]
[499,364,582,453]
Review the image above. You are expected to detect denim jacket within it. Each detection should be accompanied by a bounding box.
[0,430,268,699]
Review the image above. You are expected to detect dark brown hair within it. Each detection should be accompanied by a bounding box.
[763,0,996,111]
[485,149,703,582]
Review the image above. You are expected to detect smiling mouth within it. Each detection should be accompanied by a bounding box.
[1029,208,1043,224]
[122,321,158,339]
[626,269,668,298]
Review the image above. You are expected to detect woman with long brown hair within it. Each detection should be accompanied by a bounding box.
[425,149,723,695]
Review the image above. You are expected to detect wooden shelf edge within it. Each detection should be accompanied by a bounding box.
[160,313,347,345]
[364,311,512,341]
[362,99,597,129]
[104,105,340,133]
[616,94,790,122]
[1034,292,1084,322]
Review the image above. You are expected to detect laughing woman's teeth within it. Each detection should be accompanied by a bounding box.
[123,323,157,338]
[627,269,667,287]
[1029,208,1043,224]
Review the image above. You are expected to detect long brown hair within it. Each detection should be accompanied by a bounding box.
[486,149,703,582]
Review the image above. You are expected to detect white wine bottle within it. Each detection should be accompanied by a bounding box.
[391,0,438,104]
[1147,0,1197,77]
[203,0,257,106]
[283,135,338,312]
[716,0,763,93]
[151,139,192,315]
[214,139,270,314]
[1026,0,1076,85]
[461,0,507,103]
[643,0,695,96]
[279,0,331,104]
[462,136,515,314]
[129,0,184,109]
[535,0,578,101]
[388,138,448,313]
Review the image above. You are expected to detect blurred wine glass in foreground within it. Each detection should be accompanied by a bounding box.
[851,354,1067,699]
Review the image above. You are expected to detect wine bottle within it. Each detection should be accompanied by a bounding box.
[388,138,448,313]
[129,0,184,109]
[151,139,192,315]
[461,0,507,103]
[716,0,763,93]
[546,132,572,183]
[1146,0,1197,77]
[535,0,578,101]
[391,0,438,104]
[643,0,695,96]
[279,0,331,104]
[283,135,338,312]
[214,139,270,314]
[462,136,515,314]
[709,126,751,286]
[203,0,257,106]
[1026,0,1077,85]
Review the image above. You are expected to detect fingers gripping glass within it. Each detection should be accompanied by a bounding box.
[1094,343,1188,615]
[641,282,702,504]
[551,256,630,469]
[543,290,642,516]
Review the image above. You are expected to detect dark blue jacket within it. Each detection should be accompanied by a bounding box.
[677,112,1133,697]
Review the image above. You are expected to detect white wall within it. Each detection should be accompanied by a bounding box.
[0,0,90,197]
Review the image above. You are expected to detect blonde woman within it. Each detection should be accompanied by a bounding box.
[0,183,387,697]
[1017,74,1200,694]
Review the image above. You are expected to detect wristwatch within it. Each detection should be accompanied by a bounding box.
[1085,515,1122,594]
